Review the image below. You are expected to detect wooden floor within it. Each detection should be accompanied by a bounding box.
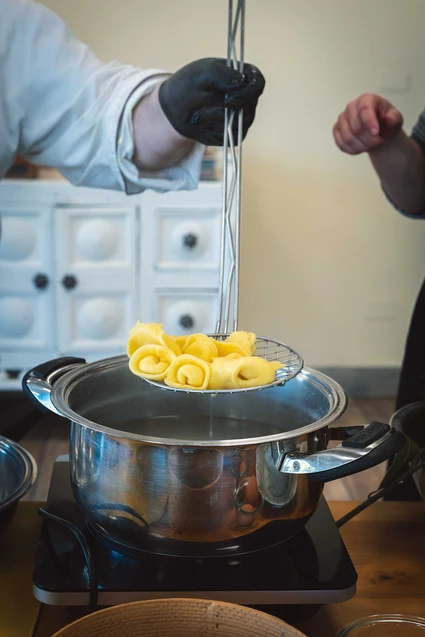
[18,396,396,503]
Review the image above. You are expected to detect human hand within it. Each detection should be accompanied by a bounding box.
[333,93,403,155]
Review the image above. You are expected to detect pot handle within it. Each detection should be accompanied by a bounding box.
[22,357,86,416]
[279,422,406,484]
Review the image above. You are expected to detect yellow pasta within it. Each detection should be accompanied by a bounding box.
[209,356,279,390]
[165,354,211,390]
[233,357,280,388]
[212,339,251,358]
[172,335,190,351]
[181,333,218,362]
[127,323,285,390]
[129,344,176,381]
[127,322,181,357]
[208,357,239,390]
[270,360,284,372]
[226,331,257,354]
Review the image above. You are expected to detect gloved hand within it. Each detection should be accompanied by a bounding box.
[158,58,265,146]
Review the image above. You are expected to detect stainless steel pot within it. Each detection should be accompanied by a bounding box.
[0,436,37,516]
[23,356,404,558]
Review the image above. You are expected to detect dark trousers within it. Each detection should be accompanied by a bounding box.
[385,277,425,501]
[396,277,425,411]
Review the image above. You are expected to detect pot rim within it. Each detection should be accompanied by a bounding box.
[0,436,38,512]
[390,400,425,430]
[50,355,348,447]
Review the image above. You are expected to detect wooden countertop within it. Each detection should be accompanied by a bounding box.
[24,500,425,636]
[295,500,425,636]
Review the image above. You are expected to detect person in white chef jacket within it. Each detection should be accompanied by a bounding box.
[0,0,265,195]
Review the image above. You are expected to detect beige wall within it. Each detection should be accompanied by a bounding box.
[40,0,425,368]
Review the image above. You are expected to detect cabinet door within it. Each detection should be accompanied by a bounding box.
[153,207,221,272]
[152,289,218,335]
[0,206,54,357]
[139,186,224,328]
[54,206,138,355]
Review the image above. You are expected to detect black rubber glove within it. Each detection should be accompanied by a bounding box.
[158,58,265,146]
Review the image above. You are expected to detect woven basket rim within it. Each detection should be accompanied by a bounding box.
[51,598,308,637]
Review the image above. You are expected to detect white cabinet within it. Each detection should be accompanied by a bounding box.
[0,205,55,371]
[139,187,222,336]
[54,205,138,356]
[153,290,219,335]
[153,208,221,272]
[0,181,224,387]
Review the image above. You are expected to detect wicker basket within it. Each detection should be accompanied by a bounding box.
[51,598,308,637]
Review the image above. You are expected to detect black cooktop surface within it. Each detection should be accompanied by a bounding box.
[33,458,357,607]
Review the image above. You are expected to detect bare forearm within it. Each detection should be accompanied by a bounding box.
[369,130,425,215]
[132,84,195,172]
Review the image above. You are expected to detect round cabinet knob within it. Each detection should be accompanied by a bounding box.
[171,222,207,259]
[62,274,78,291]
[182,233,198,250]
[165,300,210,335]
[179,314,194,330]
[33,273,49,290]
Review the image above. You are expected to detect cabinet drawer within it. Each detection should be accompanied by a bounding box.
[153,290,218,335]
[0,206,51,272]
[55,206,137,269]
[58,293,133,354]
[153,207,221,271]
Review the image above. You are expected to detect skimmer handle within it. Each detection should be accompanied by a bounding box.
[216,0,245,334]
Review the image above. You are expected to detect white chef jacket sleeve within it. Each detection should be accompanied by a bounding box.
[14,0,204,192]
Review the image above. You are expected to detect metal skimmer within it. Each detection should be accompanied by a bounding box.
[145,0,303,394]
